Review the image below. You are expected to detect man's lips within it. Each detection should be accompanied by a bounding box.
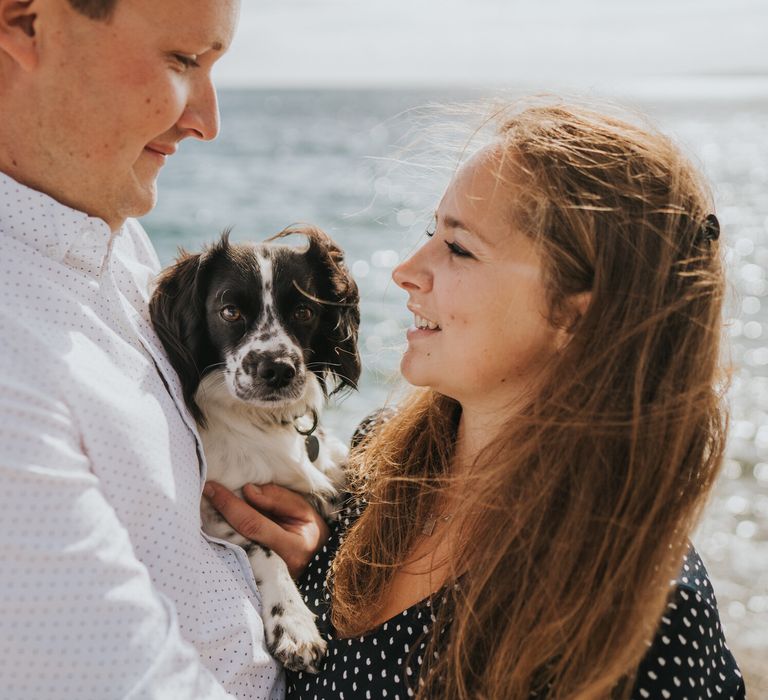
[144,142,177,157]
[143,142,177,167]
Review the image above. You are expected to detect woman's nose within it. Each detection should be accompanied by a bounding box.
[392,248,431,292]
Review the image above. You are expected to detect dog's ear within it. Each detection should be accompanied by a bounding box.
[303,227,362,395]
[149,234,231,425]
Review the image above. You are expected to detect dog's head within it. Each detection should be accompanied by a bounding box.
[149,226,361,425]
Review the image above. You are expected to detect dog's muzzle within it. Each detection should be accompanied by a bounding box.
[243,351,296,390]
[234,350,305,403]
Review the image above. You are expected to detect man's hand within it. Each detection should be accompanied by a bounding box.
[202,482,330,579]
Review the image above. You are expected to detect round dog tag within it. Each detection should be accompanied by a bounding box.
[305,434,320,462]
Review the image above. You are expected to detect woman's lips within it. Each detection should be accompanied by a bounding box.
[406,307,441,340]
[406,325,441,341]
[413,313,440,330]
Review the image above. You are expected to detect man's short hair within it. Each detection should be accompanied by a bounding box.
[68,0,117,20]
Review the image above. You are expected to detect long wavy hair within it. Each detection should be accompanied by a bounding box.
[331,102,728,699]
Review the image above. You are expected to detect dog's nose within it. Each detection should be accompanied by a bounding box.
[256,358,296,389]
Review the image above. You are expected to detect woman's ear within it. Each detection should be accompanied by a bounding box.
[0,0,39,71]
[555,291,591,351]
[570,291,591,322]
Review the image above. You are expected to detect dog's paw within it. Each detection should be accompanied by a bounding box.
[265,603,327,673]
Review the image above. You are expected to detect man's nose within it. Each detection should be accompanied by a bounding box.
[178,76,220,141]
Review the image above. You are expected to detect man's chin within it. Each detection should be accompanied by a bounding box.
[122,178,159,221]
[134,189,158,218]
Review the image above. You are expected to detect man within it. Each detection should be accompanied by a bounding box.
[0,1,324,698]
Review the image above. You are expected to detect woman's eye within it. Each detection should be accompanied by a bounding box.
[425,217,437,238]
[173,53,199,69]
[220,305,242,322]
[293,305,315,323]
[445,241,473,258]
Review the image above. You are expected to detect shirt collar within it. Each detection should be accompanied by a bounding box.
[0,169,120,275]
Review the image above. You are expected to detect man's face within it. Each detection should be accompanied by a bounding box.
[30,0,239,229]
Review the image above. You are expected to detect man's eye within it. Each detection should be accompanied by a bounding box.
[173,53,199,69]
[293,305,315,323]
[445,241,473,258]
[220,305,242,322]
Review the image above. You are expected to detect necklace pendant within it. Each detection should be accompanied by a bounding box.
[422,515,437,536]
[422,512,452,536]
[305,434,320,462]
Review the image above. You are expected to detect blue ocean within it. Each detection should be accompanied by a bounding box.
[142,89,768,690]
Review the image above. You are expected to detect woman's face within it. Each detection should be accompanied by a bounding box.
[392,148,564,411]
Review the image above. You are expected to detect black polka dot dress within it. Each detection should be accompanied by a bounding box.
[286,415,745,699]
[286,498,744,699]
[287,498,442,699]
[632,549,745,699]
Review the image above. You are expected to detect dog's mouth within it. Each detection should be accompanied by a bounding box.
[231,370,306,406]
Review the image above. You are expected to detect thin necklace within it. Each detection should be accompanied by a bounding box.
[422,512,453,536]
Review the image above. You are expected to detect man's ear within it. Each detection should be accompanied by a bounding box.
[0,0,38,71]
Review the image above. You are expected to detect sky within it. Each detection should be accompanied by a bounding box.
[214,0,768,91]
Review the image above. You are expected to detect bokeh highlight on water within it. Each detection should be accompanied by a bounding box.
[142,89,768,691]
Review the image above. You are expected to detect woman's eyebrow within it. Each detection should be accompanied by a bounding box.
[443,214,472,233]
[443,214,490,245]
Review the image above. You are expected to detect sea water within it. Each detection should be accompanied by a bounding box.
[142,88,768,689]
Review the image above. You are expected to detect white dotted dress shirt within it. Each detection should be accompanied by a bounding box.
[0,172,285,700]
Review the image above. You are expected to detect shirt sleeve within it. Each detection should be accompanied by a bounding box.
[0,376,236,700]
[631,558,746,700]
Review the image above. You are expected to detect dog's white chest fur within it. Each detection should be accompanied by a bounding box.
[196,371,347,500]
[149,228,361,672]
[195,370,346,672]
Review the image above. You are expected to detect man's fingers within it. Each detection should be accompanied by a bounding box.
[204,481,289,550]
[241,482,315,520]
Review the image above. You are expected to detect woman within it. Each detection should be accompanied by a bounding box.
[207,102,745,699]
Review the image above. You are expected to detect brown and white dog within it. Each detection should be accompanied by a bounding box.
[149,226,360,673]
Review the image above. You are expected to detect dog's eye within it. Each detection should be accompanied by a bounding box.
[220,305,242,322]
[293,305,314,323]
